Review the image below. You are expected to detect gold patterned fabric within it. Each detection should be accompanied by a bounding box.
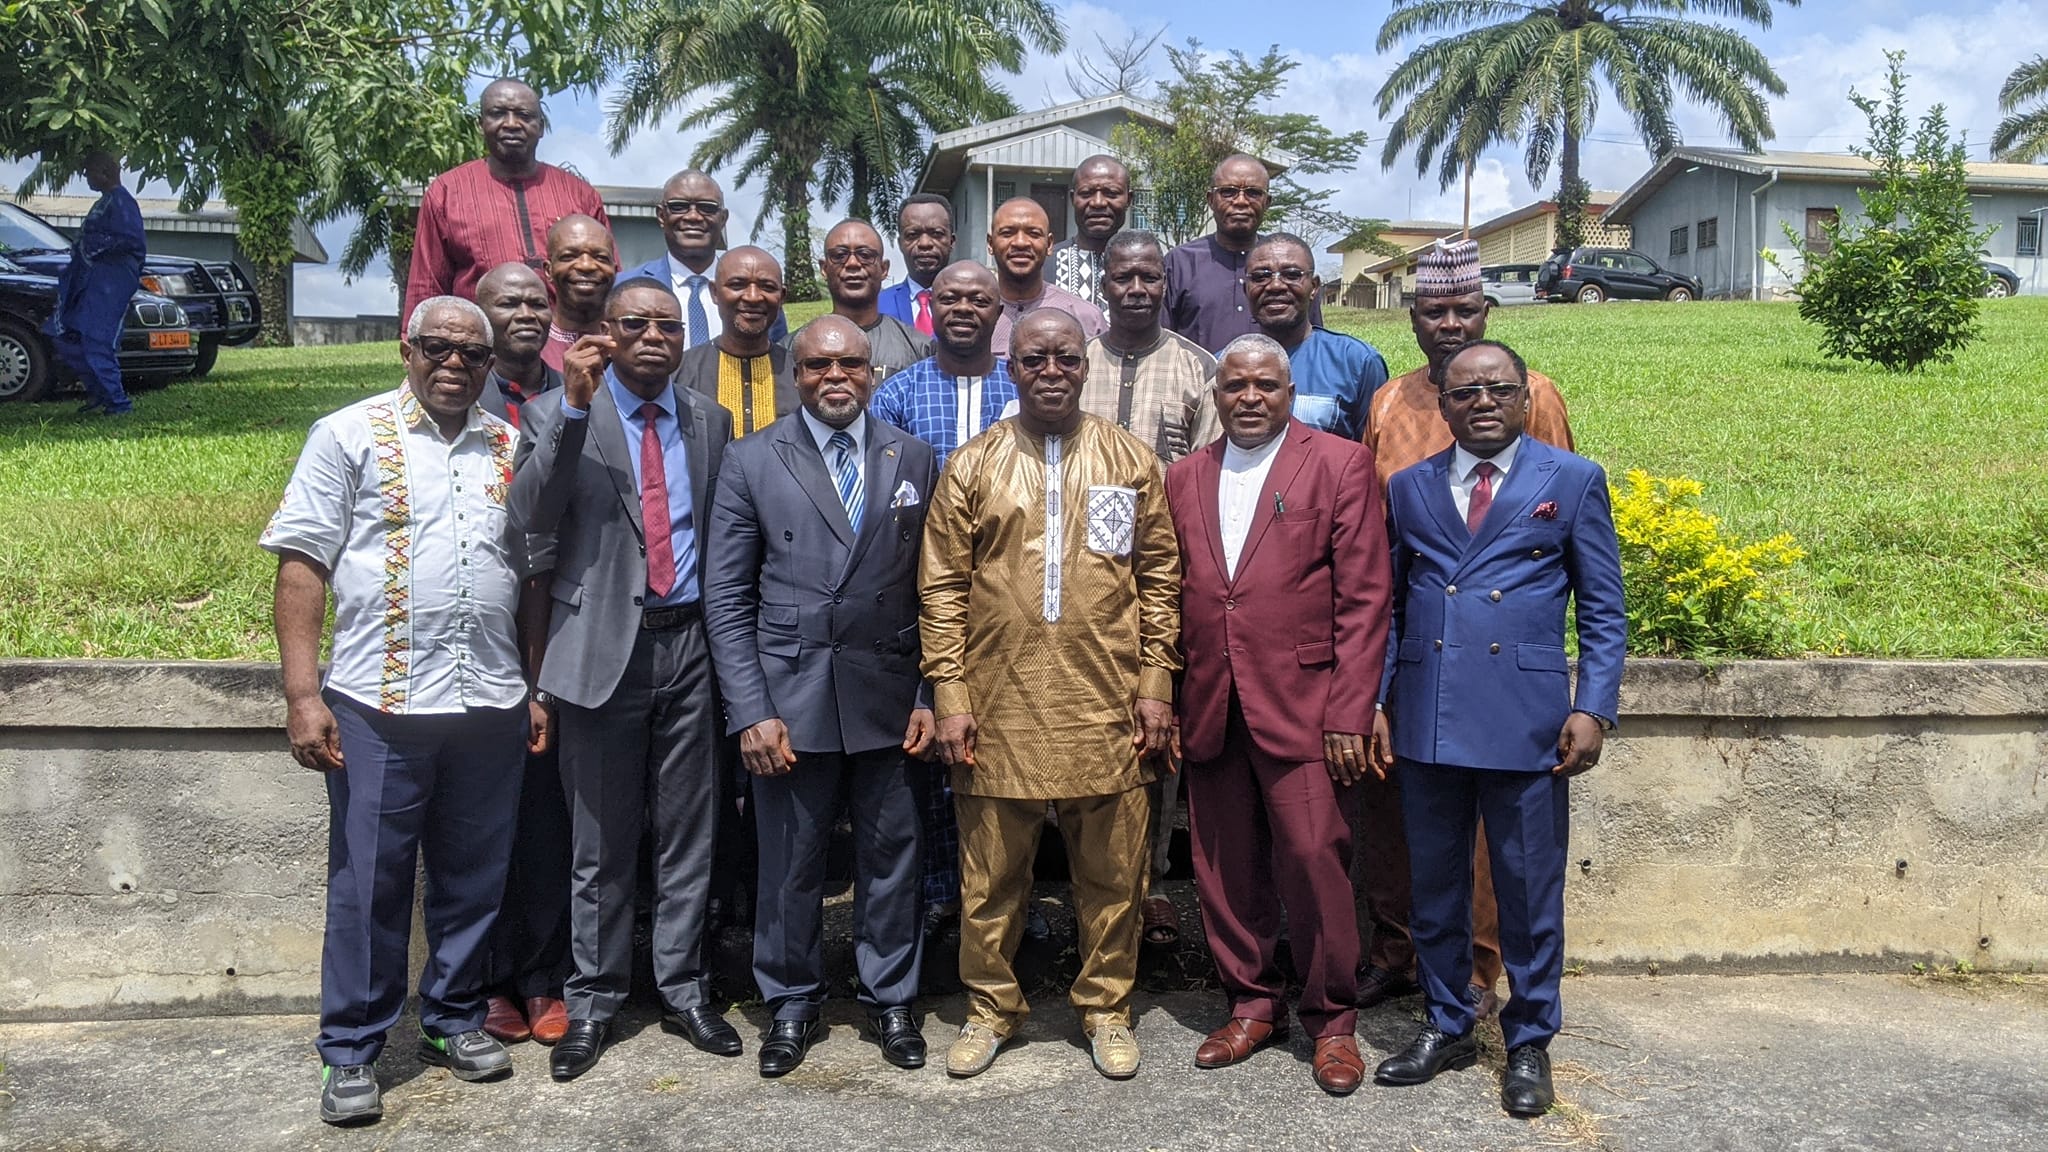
[715,351,777,435]
[1363,366,1574,488]
[919,414,1182,801]
[1081,330,1220,469]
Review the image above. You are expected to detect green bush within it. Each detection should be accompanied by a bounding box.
[1769,51,1992,372]
[1612,470,1804,657]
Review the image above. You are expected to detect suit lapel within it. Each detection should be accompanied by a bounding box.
[591,385,645,536]
[1194,439,1230,587]
[1420,449,1464,546]
[841,415,903,581]
[1456,436,1555,573]
[1228,425,1313,588]
[677,385,711,556]
[775,418,858,550]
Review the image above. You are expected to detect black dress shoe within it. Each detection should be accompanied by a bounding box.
[867,1006,927,1069]
[549,1019,607,1081]
[1356,965,1420,1009]
[757,1018,823,1078]
[662,1005,743,1056]
[1501,1044,1555,1116]
[1373,1023,1479,1086]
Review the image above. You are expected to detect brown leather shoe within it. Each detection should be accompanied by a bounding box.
[1312,1035,1367,1096]
[526,996,570,1045]
[1194,1017,1286,1069]
[1356,965,1420,1009]
[482,995,530,1044]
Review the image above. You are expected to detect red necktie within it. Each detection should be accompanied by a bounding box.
[1467,461,1496,536]
[639,402,678,597]
[914,290,935,337]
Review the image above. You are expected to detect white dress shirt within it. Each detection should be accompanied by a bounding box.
[801,408,867,494]
[1218,430,1287,578]
[261,385,527,714]
[668,253,723,347]
[1450,437,1520,523]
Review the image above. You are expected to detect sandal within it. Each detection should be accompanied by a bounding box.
[1141,895,1180,947]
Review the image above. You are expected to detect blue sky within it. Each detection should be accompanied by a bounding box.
[9,0,2036,315]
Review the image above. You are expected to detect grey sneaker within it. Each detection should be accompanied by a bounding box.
[319,1064,382,1125]
[418,1029,513,1081]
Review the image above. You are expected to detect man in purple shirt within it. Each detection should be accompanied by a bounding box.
[1163,153,1321,354]
[987,197,1106,354]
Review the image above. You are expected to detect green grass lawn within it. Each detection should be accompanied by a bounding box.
[2,299,2045,660]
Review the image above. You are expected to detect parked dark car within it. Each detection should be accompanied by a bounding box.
[0,253,199,402]
[0,200,258,377]
[1982,260,2020,298]
[1537,246,1703,303]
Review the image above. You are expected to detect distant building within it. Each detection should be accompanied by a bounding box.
[1605,147,2048,299]
[1333,193,1629,309]
[913,93,1295,265]
[1325,221,1462,308]
[389,180,670,274]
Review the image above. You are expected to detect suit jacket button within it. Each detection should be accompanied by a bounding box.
[832,595,843,604]
[876,592,885,602]
[1490,590,1502,602]
[833,642,845,653]
[633,595,643,606]
[638,545,646,556]
[1531,548,1543,558]
[1225,599,1235,610]
[784,530,794,541]
[1446,585,1458,595]
[1490,643,1501,654]
[1434,639,1443,650]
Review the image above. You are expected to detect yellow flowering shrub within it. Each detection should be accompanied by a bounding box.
[1611,470,1804,657]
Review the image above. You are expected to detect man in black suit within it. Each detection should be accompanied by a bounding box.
[705,314,939,1076]
[509,276,738,1080]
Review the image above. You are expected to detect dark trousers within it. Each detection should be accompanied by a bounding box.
[1186,698,1361,1039]
[316,693,524,1066]
[557,619,721,1022]
[1354,771,1506,989]
[1398,759,1570,1051]
[484,740,572,999]
[752,745,926,1020]
[52,328,131,412]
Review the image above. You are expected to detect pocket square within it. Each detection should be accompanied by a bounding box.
[891,480,921,508]
[1532,501,1559,520]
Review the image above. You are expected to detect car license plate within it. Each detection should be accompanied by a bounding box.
[149,331,192,350]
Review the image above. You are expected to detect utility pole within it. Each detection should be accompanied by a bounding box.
[1461,159,1473,237]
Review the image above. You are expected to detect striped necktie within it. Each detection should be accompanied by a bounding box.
[685,275,711,348]
[829,430,863,533]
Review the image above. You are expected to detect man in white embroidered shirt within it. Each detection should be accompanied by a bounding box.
[264,296,531,1126]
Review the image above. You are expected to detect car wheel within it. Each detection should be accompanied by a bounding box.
[185,338,221,379]
[1984,277,2013,299]
[1665,286,1694,302]
[1576,283,1606,304]
[1485,295,1501,309]
[0,319,53,403]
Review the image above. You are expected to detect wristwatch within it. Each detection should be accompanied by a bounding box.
[532,688,557,707]
[1574,709,1615,732]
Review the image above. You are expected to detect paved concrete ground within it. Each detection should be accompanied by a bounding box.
[1,972,2042,1152]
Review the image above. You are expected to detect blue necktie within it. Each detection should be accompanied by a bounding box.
[685,275,710,348]
[830,430,863,533]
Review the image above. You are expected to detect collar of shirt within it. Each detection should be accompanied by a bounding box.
[1221,427,1288,473]
[606,368,675,423]
[801,408,865,458]
[1451,436,1520,485]
[398,381,485,444]
[667,252,713,289]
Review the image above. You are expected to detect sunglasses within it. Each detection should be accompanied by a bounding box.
[800,355,870,373]
[1440,382,1527,404]
[823,246,883,266]
[1210,185,1268,202]
[611,315,685,337]
[412,336,492,366]
[1247,267,1311,285]
[661,199,723,217]
[1014,353,1084,372]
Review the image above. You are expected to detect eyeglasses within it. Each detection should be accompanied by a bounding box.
[1247,267,1311,286]
[412,336,492,366]
[1014,353,1084,372]
[1211,185,1268,202]
[661,199,722,217]
[799,355,870,373]
[1440,382,1526,404]
[612,315,685,337]
[823,246,883,266]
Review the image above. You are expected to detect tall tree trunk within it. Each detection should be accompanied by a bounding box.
[387,208,416,303]
[1555,129,1589,251]
[850,150,873,230]
[781,164,821,302]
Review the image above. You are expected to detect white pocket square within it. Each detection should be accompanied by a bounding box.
[891,480,921,508]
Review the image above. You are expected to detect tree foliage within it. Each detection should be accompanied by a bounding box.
[602,0,1061,302]
[1992,55,2048,163]
[1110,41,1388,254]
[0,0,610,342]
[1769,53,1991,373]
[1375,0,1794,248]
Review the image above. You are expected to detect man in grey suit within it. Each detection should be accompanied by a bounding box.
[705,314,939,1077]
[509,276,739,1081]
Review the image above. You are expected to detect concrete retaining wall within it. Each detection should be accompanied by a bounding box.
[2,658,2043,1020]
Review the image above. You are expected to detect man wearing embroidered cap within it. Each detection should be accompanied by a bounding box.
[1352,235,1576,1025]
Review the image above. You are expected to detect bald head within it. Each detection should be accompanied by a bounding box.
[990,197,1053,292]
[822,219,889,315]
[479,79,544,174]
[712,246,784,350]
[792,314,873,427]
[1009,309,1088,436]
[545,214,616,324]
[475,261,552,361]
[1208,154,1272,248]
[657,169,727,266]
[931,260,1002,361]
[1072,155,1132,246]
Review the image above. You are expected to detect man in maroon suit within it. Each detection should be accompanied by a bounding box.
[1165,332,1392,1096]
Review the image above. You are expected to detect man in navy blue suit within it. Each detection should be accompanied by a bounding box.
[1369,339,1625,1117]
[623,169,788,346]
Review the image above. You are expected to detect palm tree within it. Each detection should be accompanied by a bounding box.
[1376,0,1795,248]
[1993,56,2048,162]
[605,0,1062,301]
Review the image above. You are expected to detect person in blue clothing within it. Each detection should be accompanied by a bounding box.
[622,169,787,347]
[1246,233,1387,441]
[48,151,145,415]
[1368,338,1625,1118]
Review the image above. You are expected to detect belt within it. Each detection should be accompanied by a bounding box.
[641,602,702,631]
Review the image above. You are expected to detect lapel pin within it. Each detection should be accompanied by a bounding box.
[885,448,896,458]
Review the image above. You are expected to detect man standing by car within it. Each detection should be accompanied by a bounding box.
[405,78,611,322]
[48,150,144,416]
